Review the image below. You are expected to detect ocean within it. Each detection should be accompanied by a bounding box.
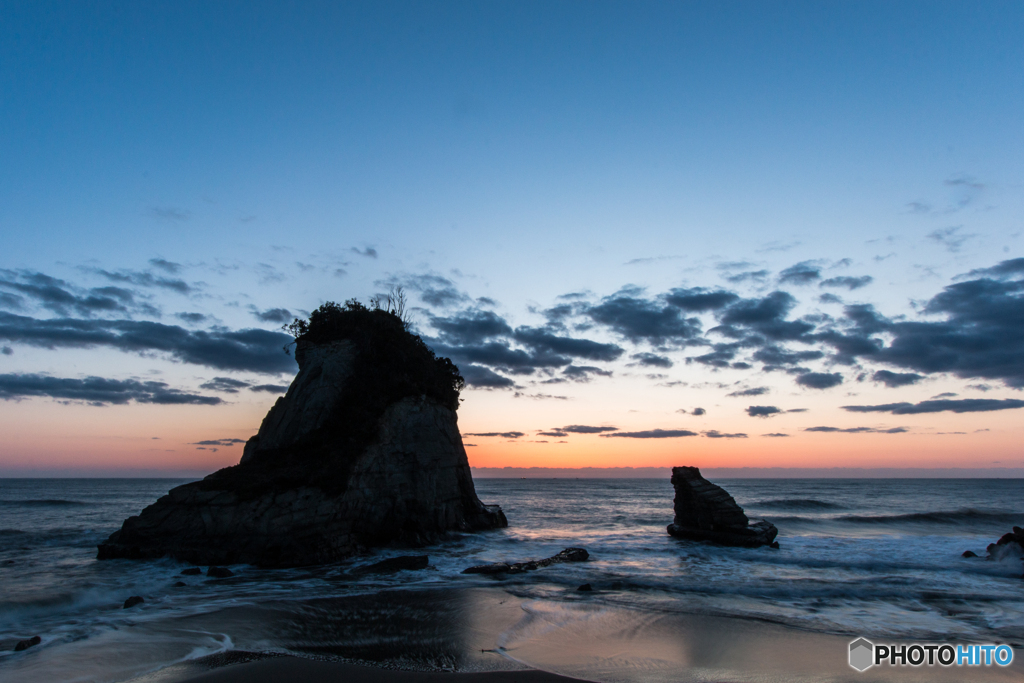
[1,477,1023,682]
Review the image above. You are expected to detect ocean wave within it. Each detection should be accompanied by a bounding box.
[751,498,846,511]
[836,509,1021,525]
[0,499,90,507]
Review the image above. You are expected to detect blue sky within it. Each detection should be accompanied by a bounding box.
[1,1,1022,475]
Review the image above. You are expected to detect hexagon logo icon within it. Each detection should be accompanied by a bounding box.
[849,638,874,671]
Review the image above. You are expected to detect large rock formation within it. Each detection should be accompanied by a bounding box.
[666,466,778,548]
[98,301,506,567]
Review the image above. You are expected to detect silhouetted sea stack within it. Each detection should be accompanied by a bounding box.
[97,300,507,568]
[667,466,778,548]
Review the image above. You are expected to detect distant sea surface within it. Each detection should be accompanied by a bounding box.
[1,477,1023,681]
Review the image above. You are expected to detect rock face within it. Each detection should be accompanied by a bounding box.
[666,466,778,548]
[98,303,506,567]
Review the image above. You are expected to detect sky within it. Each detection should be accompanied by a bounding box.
[1,1,1023,476]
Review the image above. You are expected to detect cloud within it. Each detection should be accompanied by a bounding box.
[871,370,923,388]
[804,426,909,434]
[93,268,194,295]
[459,364,516,389]
[559,425,619,434]
[175,312,208,325]
[514,326,623,361]
[585,292,702,345]
[464,431,525,438]
[0,373,222,406]
[728,386,769,397]
[537,430,568,437]
[0,312,298,375]
[778,261,822,285]
[820,276,873,290]
[704,430,747,438]
[961,258,1024,281]
[691,407,706,416]
[149,258,183,274]
[757,241,800,253]
[191,438,246,447]
[255,263,286,285]
[430,310,513,345]
[717,291,814,342]
[601,429,699,438]
[762,433,790,437]
[429,340,568,374]
[664,287,740,312]
[841,398,1024,415]
[750,345,824,369]
[250,383,289,393]
[149,207,190,221]
[561,365,614,382]
[723,269,770,284]
[352,247,378,258]
[858,276,1024,388]
[630,352,673,368]
[397,274,469,308]
[200,377,251,393]
[253,307,293,324]
[0,270,147,317]
[796,372,843,389]
[818,293,844,305]
[927,226,975,252]
[747,405,782,418]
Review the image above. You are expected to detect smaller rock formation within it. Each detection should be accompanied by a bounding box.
[962,550,978,558]
[577,583,592,592]
[14,636,41,652]
[986,526,1024,563]
[462,547,589,574]
[667,466,778,548]
[353,555,429,574]
[123,596,144,609]
[206,566,233,578]
[180,567,202,575]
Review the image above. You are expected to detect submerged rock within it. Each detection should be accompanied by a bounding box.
[14,636,41,652]
[123,596,144,609]
[206,566,234,578]
[180,567,202,575]
[462,547,589,574]
[353,555,429,574]
[962,550,978,558]
[666,466,778,548]
[97,301,506,568]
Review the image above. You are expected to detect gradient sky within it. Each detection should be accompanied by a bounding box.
[1,1,1023,476]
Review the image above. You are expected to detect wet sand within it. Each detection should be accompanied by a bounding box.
[121,587,1024,683]
[179,658,588,683]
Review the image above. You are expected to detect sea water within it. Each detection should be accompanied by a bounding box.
[1,477,1022,681]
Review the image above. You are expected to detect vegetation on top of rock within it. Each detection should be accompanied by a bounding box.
[284,294,464,412]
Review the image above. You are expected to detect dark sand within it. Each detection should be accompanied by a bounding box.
[121,588,1024,683]
[179,657,588,683]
